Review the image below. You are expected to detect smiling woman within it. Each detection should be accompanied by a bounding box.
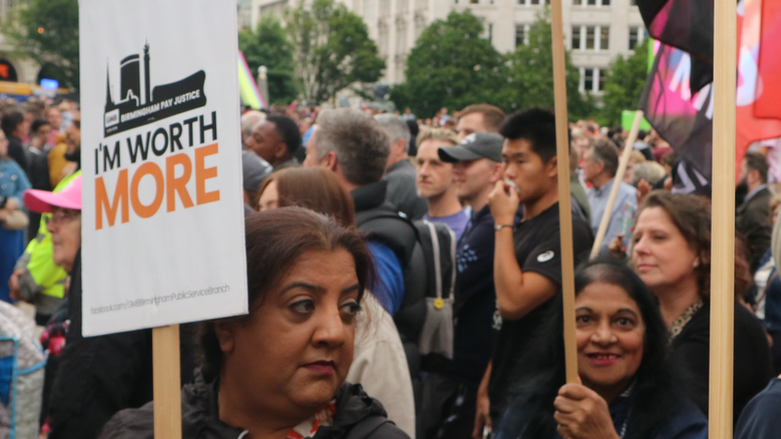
[99,207,410,439]
[494,258,708,439]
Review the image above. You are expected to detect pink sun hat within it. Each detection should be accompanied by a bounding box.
[23,175,82,214]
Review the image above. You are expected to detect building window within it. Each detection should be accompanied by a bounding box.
[598,69,605,91]
[585,26,595,49]
[573,0,581,4]
[571,25,581,50]
[600,26,609,50]
[516,24,529,47]
[471,0,479,4]
[629,26,645,50]
[584,68,594,91]
[530,0,539,4]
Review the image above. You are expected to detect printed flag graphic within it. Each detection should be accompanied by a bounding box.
[636,0,714,93]
[638,42,713,181]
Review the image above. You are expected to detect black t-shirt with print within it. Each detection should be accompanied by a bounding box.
[487,202,593,422]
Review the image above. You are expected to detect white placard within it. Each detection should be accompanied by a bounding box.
[79,0,247,336]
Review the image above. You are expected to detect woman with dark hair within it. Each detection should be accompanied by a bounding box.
[495,258,707,439]
[259,167,355,226]
[257,167,415,438]
[99,208,409,439]
[632,191,773,423]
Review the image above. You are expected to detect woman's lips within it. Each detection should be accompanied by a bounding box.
[635,263,656,271]
[585,353,621,366]
[302,361,336,375]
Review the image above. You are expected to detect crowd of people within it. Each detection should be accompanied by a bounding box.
[0,95,779,439]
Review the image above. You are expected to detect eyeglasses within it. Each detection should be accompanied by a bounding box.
[49,208,81,226]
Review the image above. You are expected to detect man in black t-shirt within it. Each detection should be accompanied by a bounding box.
[474,108,593,433]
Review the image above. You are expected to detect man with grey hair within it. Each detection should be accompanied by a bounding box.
[582,139,637,253]
[240,110,266,149]
[376,114,427,220]
[303,108,418,437]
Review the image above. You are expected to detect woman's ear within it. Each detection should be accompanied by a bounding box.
[214,321,236,354]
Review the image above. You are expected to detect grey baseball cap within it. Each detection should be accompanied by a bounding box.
[242,150,273,192]
[438,132,503,163]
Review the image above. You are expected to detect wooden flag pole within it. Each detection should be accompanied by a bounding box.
[589,110,644,259]
[153,325,182,438]
[709,0,737,437]
[549,0,578,384]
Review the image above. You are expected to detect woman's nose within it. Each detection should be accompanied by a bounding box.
[312,306,347,347]
[591,322,616,345]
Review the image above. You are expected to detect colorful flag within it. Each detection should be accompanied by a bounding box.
[238,50,266,110]
[754,0,781,120]
[636,0,714,92]
[638,42,713,180]
[736,0,781,174]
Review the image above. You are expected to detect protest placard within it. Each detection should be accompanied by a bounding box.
[79,0,247,337]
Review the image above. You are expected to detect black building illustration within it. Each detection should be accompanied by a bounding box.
[104,43,206,137]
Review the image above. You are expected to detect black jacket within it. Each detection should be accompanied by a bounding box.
[6,135,28,174]
[98,376,409,439]
[48,251,155,439]
[670,299,774,425]
[736,186,772,272]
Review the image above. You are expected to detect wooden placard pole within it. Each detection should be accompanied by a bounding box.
[153,325,182,438]
[709,0,737,437]
[549,0,578,384]
[589,110,644,259]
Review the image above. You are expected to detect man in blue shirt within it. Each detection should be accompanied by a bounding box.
[415,128,470,240]
[583,139,637,254]
[415,132,505,439]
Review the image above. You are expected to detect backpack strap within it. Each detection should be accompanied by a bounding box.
[424,221,443,300]
[446,226,456,301]
[345,416,394,439]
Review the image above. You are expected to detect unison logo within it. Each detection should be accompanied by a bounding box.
[104,43,207,137]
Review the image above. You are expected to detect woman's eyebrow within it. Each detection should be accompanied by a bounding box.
[615,308,640,317]
[341,284,361,294]
[279,282,326,295]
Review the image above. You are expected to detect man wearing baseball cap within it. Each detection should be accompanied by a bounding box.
[420,132,506,438]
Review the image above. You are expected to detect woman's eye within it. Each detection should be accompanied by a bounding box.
[290,299,315,314]
[576,315,591,324]
[341,302,362,317]
[616,317,634,327]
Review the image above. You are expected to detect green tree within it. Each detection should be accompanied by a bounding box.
[239,16,298,104]
[2,0,79,89]
[390,11,508,118]
[286,0,384,105]
[503,9,595,120]
[599,39,649,127]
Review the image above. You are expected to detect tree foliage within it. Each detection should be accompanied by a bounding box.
[239,16,298,104]
[599,39,650,127]
[286,0,385,105]
[2,0,79,89]
[390,11,508,118]
[391,9,595,120]
[503,9,595,121]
